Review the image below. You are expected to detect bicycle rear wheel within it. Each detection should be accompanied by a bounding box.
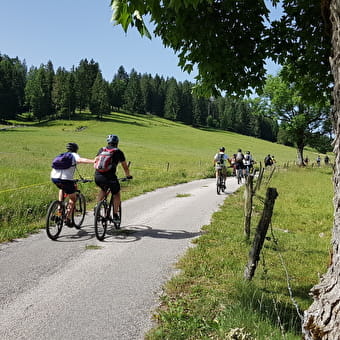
[94,200,108,241]
[46,200,63,240]
[73,193,86,229]
[217,176,222,194]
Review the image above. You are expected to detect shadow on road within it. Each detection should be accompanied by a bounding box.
[101,224,203,243]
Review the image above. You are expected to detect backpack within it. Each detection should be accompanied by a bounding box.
[236,152,244,162]
[218,153,225,165]
[51,152,75,170]
[264,156,272,166]
[94,147,117,173]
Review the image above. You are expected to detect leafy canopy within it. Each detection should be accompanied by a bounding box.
[111,0,332,102]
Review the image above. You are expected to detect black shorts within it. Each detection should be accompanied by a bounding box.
[95,174,120,195]
[235,162,244,170]
[51,178,76,194]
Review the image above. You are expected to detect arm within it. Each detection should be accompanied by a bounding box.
[121,160,131,177]
[77,157,95,164]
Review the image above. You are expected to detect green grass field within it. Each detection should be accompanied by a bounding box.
[0,111,305,242]
[0,112,334,339]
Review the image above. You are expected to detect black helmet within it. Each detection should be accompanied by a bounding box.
[107,134,119,145]
[220,147,225,152]
[66,142,78,152]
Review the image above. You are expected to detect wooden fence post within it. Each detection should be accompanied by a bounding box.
[244,174,254,239]
[244,187,279,281]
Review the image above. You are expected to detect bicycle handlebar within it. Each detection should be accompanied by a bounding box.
[118,176,133,182]
[74,179,93,183]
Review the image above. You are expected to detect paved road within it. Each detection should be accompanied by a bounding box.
[0,177,241,340]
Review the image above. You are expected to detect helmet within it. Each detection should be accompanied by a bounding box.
[246,151,250,154]
[220,147,225,152]
[106,134,119,145]
[66,142,78,152]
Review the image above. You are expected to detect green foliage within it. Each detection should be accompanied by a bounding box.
[261,75,331,164]
[146,167,333,339]
[111,0,270,97]
[0,53,26,120]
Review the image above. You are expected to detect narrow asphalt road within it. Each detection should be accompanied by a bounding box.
[0,177,241,340]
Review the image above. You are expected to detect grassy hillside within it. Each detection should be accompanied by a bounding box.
[0,111,305,242]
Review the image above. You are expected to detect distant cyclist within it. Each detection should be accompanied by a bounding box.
[235,148,245,172]
[94,134,132,222]
[243,151,254,176]
[51,143,94,227]
[214,147,229,182]
[264,154,273,167]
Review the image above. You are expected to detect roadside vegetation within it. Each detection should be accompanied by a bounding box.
[146,166,333,340]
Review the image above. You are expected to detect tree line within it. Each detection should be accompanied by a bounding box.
[0,53,278,141]
[0,52,332,154]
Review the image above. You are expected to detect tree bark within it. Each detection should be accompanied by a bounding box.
[302,1,340,338]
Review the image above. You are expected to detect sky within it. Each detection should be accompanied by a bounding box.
[0,0,281,84]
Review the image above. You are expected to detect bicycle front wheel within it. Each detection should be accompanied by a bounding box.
[46,200,63,240]
[73,193,86,229]
[94,200,108,241]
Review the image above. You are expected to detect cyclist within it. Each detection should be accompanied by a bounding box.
[243,151,254,176]
[213,147,229,185]
[51,143,94,227]
[94,134,132,222]
[264,154,273,167]
[229,154,237,176]
[235,148,245,178]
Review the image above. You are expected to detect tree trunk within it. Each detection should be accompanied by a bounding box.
[302,1,340,338]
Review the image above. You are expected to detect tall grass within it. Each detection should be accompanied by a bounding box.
[0,112,304,242]
[146,166,333,339]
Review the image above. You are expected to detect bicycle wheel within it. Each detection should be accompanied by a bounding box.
[94,200,108,241]
[73,193,86,229]
[113,203,122,229]
[46,200,63,240]
[217,176,222,194]
[222,177,226,192]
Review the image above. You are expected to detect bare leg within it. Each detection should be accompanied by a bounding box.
[97,188,106,201]
[66,193,76,219]
[113,191,121,215]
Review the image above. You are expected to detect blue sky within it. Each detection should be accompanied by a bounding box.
[1,0,281,83]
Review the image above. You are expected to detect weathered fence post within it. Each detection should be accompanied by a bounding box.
[244,187,279,281]
[244,174,254,239]
[255,165,264,192]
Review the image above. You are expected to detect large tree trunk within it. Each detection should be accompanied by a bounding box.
[302,0,340,338]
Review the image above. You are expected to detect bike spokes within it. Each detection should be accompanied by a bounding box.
[94,200,108,241]
[73,193,86,229]
[46,201,63,240]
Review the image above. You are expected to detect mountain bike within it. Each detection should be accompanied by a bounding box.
[216,168,226,195]
[46,179,92,240]
[94,177,132,241]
